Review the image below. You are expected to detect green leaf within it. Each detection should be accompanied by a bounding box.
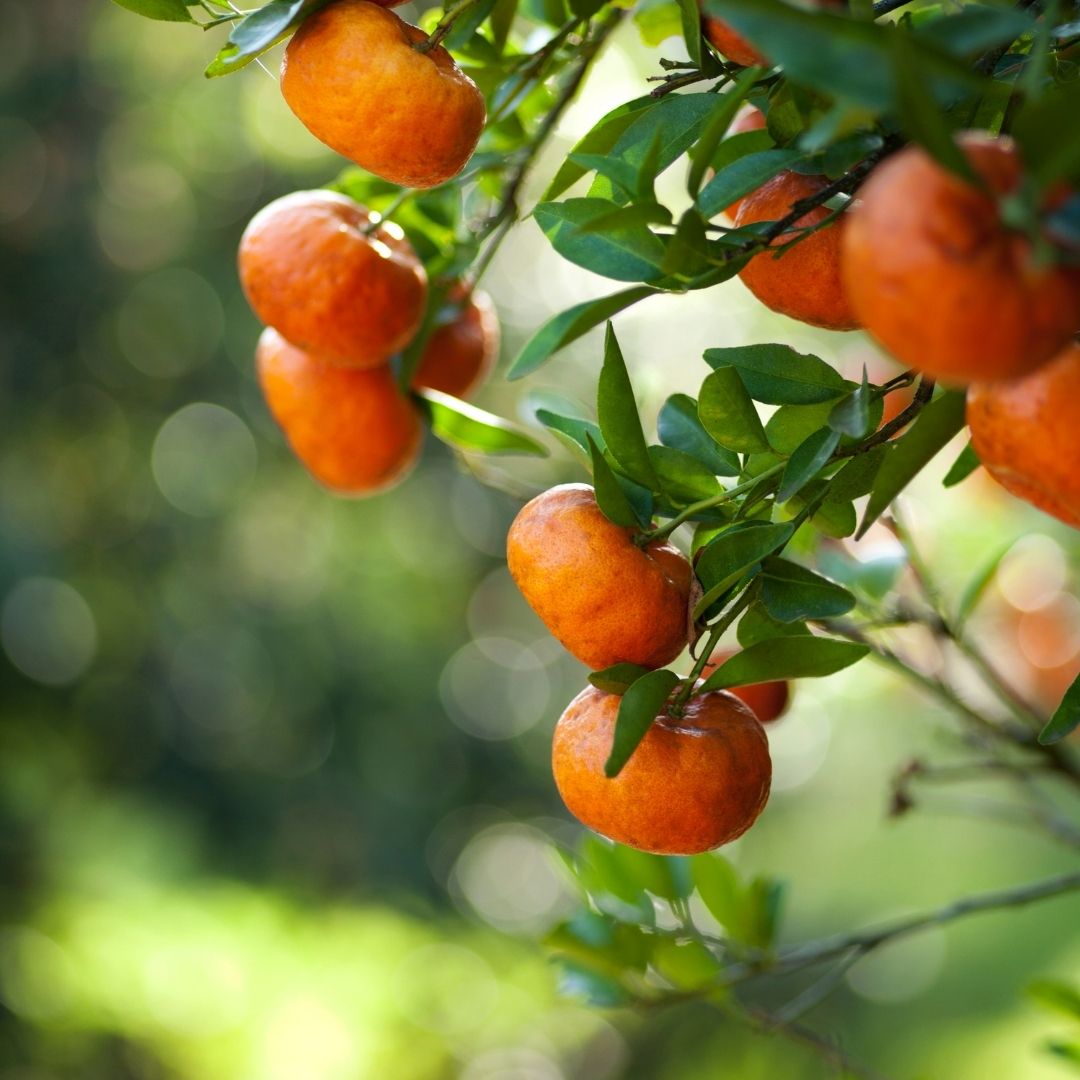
[648,446,722,503]
[825,447,887,504]
[691,852,742,928]
[777,427,840,502]
[1011,80,1080,187]
[856,390,967,538]
[588,435,641,528]
[589,663,654,694]
[1028,979,1080,1020]
[760,558,856,622]
[613,846,692,901]
[635,1,684,48]
[206,0,316,77]
[677,0,704,67]
[737,602,812,646]
[828,369,871,438]
[697,149,807,219]
[658,394,740,476]
[1038,673,1080,746]
[597,324,661,488]
[545,97,655,200]
[573,836,655,923]
[694,522,795,618]
[557,960,631,1006]
[699,368,770,454]
[742,875,785,950]
[536,409,603,456]
[111,0,195,20]
[942,441,980,487]
[955,541,1011,628]
[508,286,658,380]
[534,199,669,282]
[705,345,848,405]
[699,636,869,691]
[605,669,682,777]
[652,938,720,988]
[568,155,641,201]
[687,70,761,197]
[415,389,548,456]
[915,5,1036,58]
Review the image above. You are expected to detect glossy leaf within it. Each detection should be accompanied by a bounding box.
[697,149,807,219]
[699,368,770,453]
[737,602,813,646]
[415,389,549,456]
[605,669,682,777]
[694,522,795,618]
[1038,673,1080,746]
[857,390,967,538]
[111,0,195,20]
[509,286,658,379]
[828,369,872,438]
[825,447,887,504]
[648,446,722,502]
[942,441,981,487]
[776,427,840,503]
[705,345,848,405]
[536,409,603,456]
[597,324,661,488]
[589,662,654,695]
[686,69,761,197]
[588,435,641,528]
[760,558,856,622]
[699,636,869,691]
[658,394,740,476]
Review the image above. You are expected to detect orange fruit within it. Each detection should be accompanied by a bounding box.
[734,171,860,330]
[842,133,1080,384]
[507,484,692,670]
[702,649,791,723]
[410,287,500,399]
[256,328,422,495]
[967,342,1080,529]
[281,0,486,189]
[723,105,768,220]
[702,14,768,66]
[239,190,427,369]
[552,685,772,854]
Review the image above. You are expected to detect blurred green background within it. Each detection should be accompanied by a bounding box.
[2,2,1079,1077]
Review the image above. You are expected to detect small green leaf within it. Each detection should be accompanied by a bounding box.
[612,846,692,901]
[1038,673,1080,746]
[699,368,769,454]
[699,636,869,691]
[942,441,980,487]
[415,390,548,456]
[955,540,1011,628]
[691,852,742,929]
[605,669,682,777]
[777,427,840,503]
[648,446,722,503]
[588,435,641,528]
[742,875,785,950]
[828,369,871,438]
[658,394,740,476]
[857,390,967,538]
[705,345,848,405]
[760,558,856,622]
[589,662,654,695]
[598,324,661,488]
[111,0,195,20]
[652,938,720,988]
[536,409,603,456]
[509,286,658,379]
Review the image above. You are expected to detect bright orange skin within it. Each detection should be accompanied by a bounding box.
[843,133,1080,385]
[239,190,427,369]
[552,686,772,854]
[967,343,1080,530]
[723,105,768,220]
[256,328,422,496]
[507,484,693,671]
[735,171,860,331]
[411,288,500,399]
[281,1,486,189]
[702,649,791,723]
[702,15,768,66]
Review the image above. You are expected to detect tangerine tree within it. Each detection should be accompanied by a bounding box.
[112,0,1080,1072]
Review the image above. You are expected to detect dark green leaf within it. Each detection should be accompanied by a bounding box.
[658,394,740,476]
[677,0,704,67]
[605,669,682,777]
[648,446,722,502]
[534,199,669,282]
[568,154,641,200]
[111,0,195,20]
[589,662,654,695]
[536,409,603,456]
[694,522,795,618]
[760,558,856,622]
[687,70,760,196]
[915,5,1034,57]
[857,390,967,538]
[777,427,840,502]
[415,389,548,456]
[1013,82,1080,187]
[942,441,980,487]
[705,345,848,405]
[588,435,641,528]
[1038,673,1080,746]
[737,602,812,646]
[828,369,871,438]
[825,447,887,504]
[508,286,658,379]
[699,636,869,691]
[699,368,770,453]
[598,324,661,488]
[697,149,807,218]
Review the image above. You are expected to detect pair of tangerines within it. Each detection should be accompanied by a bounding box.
[239,189,498,495]
[508,484,789,856]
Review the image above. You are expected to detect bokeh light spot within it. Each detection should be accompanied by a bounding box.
[1,577,97,686]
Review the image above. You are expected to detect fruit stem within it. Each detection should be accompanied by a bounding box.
[415,0,485,54]
[642,464,786,542]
